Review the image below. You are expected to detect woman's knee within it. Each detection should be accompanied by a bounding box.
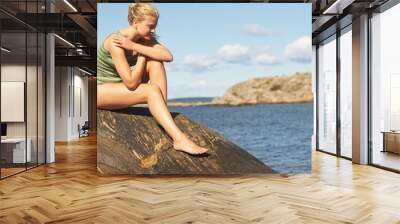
[147,59,163,65]
[143,83,162,99]
[146,59,164,71]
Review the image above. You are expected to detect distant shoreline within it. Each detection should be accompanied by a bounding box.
[167,98,313,107]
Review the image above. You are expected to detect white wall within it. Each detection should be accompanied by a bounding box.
[55,67,69,141]
[1,65,25,130]
[1,82,25,122]
[75,71,89,139]
[1,63,46,164]
[1,65,34,138]
[54,67,89,141]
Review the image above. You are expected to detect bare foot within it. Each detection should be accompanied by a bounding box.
[173,135,209,155]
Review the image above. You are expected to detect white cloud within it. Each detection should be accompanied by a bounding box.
[242,24,272,36]
[217,44,249,63]
[181,43,280,71]
[250,45,279,65]
[164,61,179,72]
[251,53,279,65]
[284,36,312,63]
[217,44,279,65]
[182,54,218,72]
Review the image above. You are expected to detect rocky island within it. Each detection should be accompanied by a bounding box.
[168,72,313,107]
[212,72,313,105]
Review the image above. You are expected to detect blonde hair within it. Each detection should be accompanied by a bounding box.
[128,3,159,25]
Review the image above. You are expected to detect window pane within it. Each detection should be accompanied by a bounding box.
[27,31,38,169]
[340,28,352,158]
[1,30,27,177]
[371,4,400,171]
[318,36,337,154]
[38,32,45,165]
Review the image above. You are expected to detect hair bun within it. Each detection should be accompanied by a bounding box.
[129,3,137,9]
[127,3,159,25]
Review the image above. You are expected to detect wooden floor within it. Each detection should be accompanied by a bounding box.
[1,167,26,178]
[1,134,400,223]
[372,150,400,171]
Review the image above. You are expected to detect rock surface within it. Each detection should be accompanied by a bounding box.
[211,72,313,106]
[97,107,275,175]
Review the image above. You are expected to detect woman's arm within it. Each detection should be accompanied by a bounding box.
[112,36,173,62]
[107,37,147,91]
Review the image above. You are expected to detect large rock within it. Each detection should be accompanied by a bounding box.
[97,107,274,175]
[212,72,313,105]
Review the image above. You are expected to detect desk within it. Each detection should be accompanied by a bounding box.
[381,131,400,154]
[1,138,31,163]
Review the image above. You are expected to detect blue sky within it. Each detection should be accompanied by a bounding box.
[98,3,312,99]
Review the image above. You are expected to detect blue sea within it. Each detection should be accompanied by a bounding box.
[169,98,313,174]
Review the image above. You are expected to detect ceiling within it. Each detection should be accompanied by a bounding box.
[311,0,391,44]
[0,0,394,73]
[1,0,98,73]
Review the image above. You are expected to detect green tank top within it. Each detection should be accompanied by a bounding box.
[97,34,138,85]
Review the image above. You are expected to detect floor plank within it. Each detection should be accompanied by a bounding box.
[0,134,399,223]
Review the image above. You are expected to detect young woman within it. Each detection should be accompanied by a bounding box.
[97,3,208,155]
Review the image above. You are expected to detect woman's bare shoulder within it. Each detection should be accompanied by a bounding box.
[103,33,119,52]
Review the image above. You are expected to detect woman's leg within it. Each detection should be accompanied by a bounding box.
[97,82,208,154]
[145,59,167,102]
[143,61,208,154]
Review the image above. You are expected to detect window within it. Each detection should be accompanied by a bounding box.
[317,35,337,154]
[371,3,400,171]
[340,27,352,158]
[0,1,46,179]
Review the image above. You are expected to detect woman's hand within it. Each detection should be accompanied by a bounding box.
[112,34,173,62]
[112,35,135,51]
